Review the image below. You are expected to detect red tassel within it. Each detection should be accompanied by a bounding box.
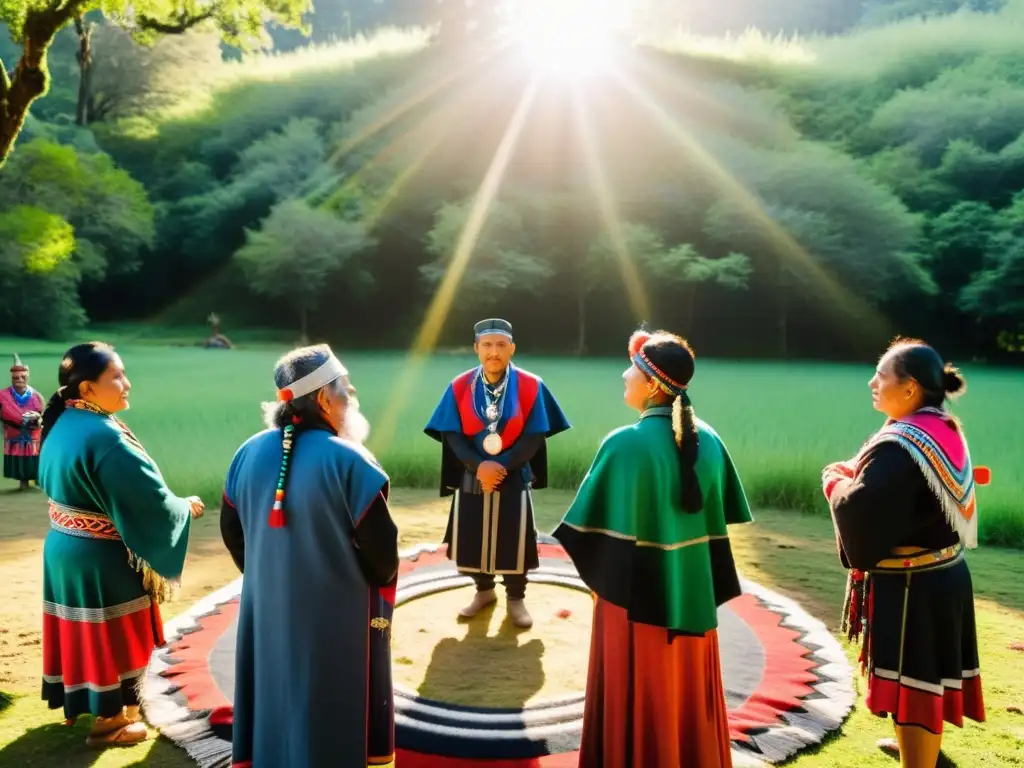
[268,507,285,528]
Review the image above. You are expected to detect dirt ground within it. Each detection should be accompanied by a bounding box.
[0,485,459,693]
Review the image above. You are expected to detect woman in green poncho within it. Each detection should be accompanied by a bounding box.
[37,342,205,747]
[554,330,753,768]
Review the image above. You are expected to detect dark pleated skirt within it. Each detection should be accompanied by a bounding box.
[4,452,39,481]
[866,558,985,734]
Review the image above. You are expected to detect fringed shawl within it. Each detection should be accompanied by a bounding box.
[857,407,977,549]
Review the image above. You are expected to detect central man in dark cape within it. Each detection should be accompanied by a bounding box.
[425,318,570,629]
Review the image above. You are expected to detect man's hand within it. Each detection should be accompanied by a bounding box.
[476,461,507,493]
[187,496,205,519]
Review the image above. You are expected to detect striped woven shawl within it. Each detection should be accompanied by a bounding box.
[858,407,977,549]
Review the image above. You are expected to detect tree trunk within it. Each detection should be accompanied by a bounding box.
[777,265,789,359]
[74,16,94,127]
[576,288,588,356]
[684,282,698,336]
[0,5,80,166]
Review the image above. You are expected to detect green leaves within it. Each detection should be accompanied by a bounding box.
[0,204,75,273]
[421,198,554,300]
[0,204,82,337]
[235,198,375,332]
[0,0,310,165]
[961,192,1024,323]
[0,138,155,279]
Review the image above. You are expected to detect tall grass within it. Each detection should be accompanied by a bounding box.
[3,339,1021,547]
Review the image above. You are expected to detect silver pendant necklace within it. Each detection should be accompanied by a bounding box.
[480,367,509,455]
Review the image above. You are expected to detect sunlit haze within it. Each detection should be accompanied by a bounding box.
[507,0,628,77]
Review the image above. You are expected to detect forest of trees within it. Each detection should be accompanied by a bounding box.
[1,0,1023,360]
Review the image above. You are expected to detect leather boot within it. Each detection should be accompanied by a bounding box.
[459,589,496,618]
[507,599,533,629]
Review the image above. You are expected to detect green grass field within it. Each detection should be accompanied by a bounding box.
[1,493,1023,767]
[2,336,1022,546]
[1,333,1023,765]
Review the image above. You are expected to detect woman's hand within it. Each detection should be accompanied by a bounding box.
[187,496,205,519]
[821,461,855,503]
[823,461,856,479]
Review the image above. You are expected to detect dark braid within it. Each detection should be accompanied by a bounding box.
[268,423,295,528]
[633,330,703,515]
[671,392,703,514]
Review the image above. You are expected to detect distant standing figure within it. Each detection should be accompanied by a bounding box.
[424,318,570,629]
[823,338,985,767]
[220,344,400,768]
[38,342,204,747]
[554,330,753,768]
[1,353,44,489]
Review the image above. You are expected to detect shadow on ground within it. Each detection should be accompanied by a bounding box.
[0,719,186,767]
[418,603,546,708]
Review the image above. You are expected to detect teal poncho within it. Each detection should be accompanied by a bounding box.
[554,406,753,634]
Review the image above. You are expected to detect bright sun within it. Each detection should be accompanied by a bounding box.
[507,0,627,77]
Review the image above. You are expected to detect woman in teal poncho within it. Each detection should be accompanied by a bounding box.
[38,342,205,747]
[554,330,753,768]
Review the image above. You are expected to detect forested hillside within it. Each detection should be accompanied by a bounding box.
[1,0,1022,359]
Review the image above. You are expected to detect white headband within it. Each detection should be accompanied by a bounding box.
[276,355,348,402]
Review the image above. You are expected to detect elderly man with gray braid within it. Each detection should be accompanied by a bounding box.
[219,344,400,768]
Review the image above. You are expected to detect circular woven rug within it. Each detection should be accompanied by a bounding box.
[142,537,854,767]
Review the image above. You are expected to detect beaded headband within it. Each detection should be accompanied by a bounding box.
[633,351,689,398]
[276,355,347,402]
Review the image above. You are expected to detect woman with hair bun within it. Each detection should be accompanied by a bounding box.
[823,338,986,767]
[554,330,753,767]
[37,342,204,747]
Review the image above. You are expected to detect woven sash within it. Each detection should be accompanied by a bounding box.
[49,501,121,541]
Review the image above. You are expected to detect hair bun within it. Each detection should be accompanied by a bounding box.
[942,363,966,396]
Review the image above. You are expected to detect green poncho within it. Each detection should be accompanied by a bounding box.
[554,406,753,634]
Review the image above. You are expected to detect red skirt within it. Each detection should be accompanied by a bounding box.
[579,597,732,768]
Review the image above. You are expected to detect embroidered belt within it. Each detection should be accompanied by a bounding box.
[49,501,121,541]
[872,544,963,574]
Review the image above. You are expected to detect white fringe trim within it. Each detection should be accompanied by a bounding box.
[868,434,978,550]
[140,541,856,767]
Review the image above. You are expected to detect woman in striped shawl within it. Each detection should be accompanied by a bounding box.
[822,338,986,768]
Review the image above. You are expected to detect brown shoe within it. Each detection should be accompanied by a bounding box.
[86,719,148,747]
[507,599,533,629]
[459,589,497,618]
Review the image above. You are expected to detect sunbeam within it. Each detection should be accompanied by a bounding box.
[507,0,625,78]
[319,70,494,226]
[570,84,652,325]
[321,51,490,176]
[608,68,890,341]
[369,76,541,455]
